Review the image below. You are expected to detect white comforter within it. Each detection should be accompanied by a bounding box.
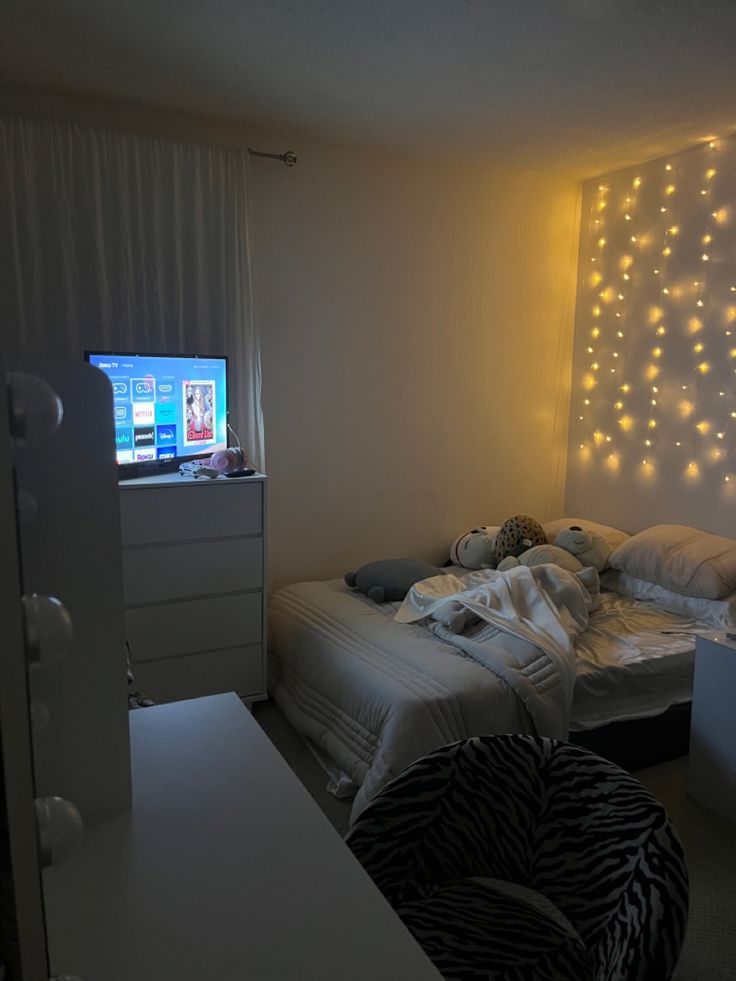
[269,564,601,821]
[396,564,600,738]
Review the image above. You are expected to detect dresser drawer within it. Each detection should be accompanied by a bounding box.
[120,480,262,546]
[123,537,263,605]
[125,592,262,663]
[133,645,264,702]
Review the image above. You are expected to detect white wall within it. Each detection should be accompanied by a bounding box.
[0,89,581,587]
[566,136,736,537]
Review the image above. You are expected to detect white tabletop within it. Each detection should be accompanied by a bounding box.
[43,694,441,981]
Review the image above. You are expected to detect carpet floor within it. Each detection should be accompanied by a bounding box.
[252,700,736,979]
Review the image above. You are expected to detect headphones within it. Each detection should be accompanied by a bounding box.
[208,446,247,474]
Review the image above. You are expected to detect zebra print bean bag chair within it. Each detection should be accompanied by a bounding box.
[346,735,688,981]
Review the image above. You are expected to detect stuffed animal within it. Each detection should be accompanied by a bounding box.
[344,558,443,603]
[494,514,547,564]
[496,544,584,574]
[554,526,612,572]
[449,526,500,569]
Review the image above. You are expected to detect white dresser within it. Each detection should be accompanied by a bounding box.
[119,471,267,704]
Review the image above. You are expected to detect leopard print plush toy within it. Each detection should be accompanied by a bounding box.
[493,514,546,565]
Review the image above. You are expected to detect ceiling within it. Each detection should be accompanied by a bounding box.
[2,0,736,177]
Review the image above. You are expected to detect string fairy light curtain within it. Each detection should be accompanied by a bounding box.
[0,115,265,470]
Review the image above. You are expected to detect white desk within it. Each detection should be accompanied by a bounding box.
[688,633,736,822]
[43,694,442,980]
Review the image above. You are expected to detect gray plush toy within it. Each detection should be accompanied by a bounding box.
[344,558,443,603]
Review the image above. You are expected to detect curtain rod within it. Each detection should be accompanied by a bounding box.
[247,147,297,167]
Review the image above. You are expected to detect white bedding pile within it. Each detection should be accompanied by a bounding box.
[395,564,600,738]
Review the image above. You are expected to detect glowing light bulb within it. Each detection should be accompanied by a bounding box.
[591,327,600,338]
[662,288,670,295]
[657,326,666,336]
[696,421,711,434]
[700,189,708,196]
[706,168,716,178]
[660,207,667,213]
[620,384,631,393]
[668,226,679,235]
[587,346,594,353]
[598,237,606,247]
[696,299,704,308]
[693,343,704,353]
[625,214,632,221]
[633,177,641,188]
[630,235,638,243]
[623,273,630,280]
[648,420,657,429]
[617,330,624,338]
[644,439,652,447]
[703,234,712,244]
[617,293,624,300]
[614,401,623,410]
[592,304,601,316]
[717,432,725,439]
[652,348,662,359]
[665,163,672,171]
[591,362,600,371]
[662,246,671,256]
[702,253,710,261]
[698,362,711,374]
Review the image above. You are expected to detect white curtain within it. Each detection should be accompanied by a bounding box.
[0,115,264,469]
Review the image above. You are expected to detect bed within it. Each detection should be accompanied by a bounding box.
[268,522,736,822]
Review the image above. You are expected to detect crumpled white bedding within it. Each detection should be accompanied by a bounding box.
[395,564,600,738]
[268,572,702,821]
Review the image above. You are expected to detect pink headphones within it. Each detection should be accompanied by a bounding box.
[208,446,247,474]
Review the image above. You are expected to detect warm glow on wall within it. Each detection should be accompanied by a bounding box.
[574,137,736,488]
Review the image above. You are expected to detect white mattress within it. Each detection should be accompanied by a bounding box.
[268,577,699,817]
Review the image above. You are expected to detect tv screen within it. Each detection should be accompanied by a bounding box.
[86,352,228,471]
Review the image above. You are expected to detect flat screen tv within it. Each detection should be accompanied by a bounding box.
[85,351,228,476]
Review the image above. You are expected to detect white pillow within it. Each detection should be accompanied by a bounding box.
[601,569,736,630]
[542,518,630,552]
[608,524,736,600]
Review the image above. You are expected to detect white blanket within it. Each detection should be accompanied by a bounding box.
[395,564,600,738]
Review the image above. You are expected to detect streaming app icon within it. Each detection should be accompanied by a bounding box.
[133,403,155,424]
[111,379,129,400]
[117,450,134,464]
[156,402,176,424]
[157,380,175,398]
[134,426,155,447]
[115,427,133,450]
[134,449,156,462]
[131,377,155,402]
[157,447,176,460]
[156,424,177,444]
[114,404,131,426]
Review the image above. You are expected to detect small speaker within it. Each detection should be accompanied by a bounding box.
[208,447,247,474]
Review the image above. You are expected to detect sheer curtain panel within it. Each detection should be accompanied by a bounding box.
[0,115,264,469]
